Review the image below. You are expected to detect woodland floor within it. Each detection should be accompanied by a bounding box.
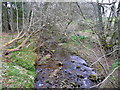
[1,33,36,88]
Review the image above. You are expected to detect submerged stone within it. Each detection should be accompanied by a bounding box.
[35,47,97,88]
[76,66,81,68]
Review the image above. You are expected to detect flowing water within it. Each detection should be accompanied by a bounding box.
[34,42,97,88]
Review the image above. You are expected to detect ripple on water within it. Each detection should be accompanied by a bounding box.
[70,56,88,65]
[35,81,44,87]
[80,78,94,88]
[34,55,97,88]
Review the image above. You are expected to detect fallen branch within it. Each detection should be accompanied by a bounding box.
[26,42,33,48]
[90,66,120,88]
[3,30,40,55]
[2,31,26,48]
[90,49,118,67]
[33,42,44,51]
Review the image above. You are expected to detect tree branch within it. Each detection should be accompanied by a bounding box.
[90,66,120,88]
[3,30,40,55]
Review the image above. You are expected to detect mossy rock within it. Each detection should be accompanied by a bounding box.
[37,60,47,65]
[70,82,77,87]
[46,80,49,83]
[76,66,81,68]
[56,61,63,66]
[89,74,97,80]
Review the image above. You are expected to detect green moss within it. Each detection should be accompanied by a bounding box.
[76,66,81,68]
[2,62,36,88]
[3,43,36,88]
[71,35,86,41]
[9,50,36,71]
[46,80,49,83]
[82,29,93,33]
[89,74,97,80]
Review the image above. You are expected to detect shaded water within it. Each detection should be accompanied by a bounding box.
[34,54,97,88]
[34,41,97,88]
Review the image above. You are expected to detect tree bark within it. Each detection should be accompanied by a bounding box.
[117,1,120,59]
[4,2,11,32]
[3,30,40,55]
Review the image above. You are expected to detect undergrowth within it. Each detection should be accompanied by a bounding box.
[112,59,120,68]
[2,36,36,88]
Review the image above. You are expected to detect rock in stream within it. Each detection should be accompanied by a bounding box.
[34,54,97,88]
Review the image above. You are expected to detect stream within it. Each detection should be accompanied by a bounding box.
[34,42,98,88]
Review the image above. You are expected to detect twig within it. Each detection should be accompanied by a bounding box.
[90,66,120,88]
[26,42,33,48]
[76,2,86,20]
[2,32,26,48]
[33,42,44,51]
[3,30,40,55]
[90,49,118,67]
[95,34,110,72]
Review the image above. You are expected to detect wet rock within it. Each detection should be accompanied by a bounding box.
[56,61,63,66]
[35,81,44,88]
[46,80,49,83]
[70,82,77,87]
[71,60,75,63]
[34,54,97,88]
[89,73,97,79]
[70,56,88,65]
[76,66,81,69]
[80,78,94,88]
[77,75,84,79]
[36,69,42,72]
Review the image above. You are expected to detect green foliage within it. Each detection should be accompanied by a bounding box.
[8,68,20,76]
[2,36,36,88]
[2,62,36,88]
[46,80,49,83]
[9,50,36,71]
[70,35,86,45]
[112,59,120,68]
[71,35,86,41]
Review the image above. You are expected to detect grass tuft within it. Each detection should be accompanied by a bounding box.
[2,36,36,88]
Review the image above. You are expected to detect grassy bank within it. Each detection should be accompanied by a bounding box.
[1,33,36,88]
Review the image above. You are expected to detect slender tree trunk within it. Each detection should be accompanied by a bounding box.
[97,3,107,52]
[15,1,19,33]
[5,2,11,32]
[22,1,25,31]
[97,3,114,55]
[117,2,120,59]
[10,2,14,33]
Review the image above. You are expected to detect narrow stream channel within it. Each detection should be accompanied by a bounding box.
[34,42,98,88]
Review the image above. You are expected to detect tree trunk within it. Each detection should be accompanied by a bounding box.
[10,2,14,33]
[117,2,120,59]
[5,2,11,32]
[97,3,113,55]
